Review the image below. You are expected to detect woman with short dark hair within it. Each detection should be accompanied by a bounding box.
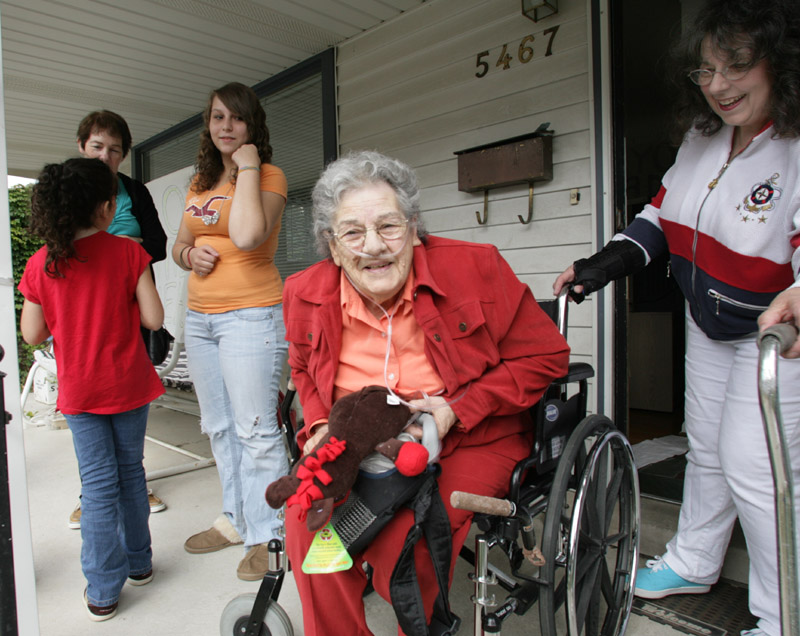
[76,110,167,263]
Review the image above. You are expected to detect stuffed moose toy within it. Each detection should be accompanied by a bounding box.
[265,385,430,531]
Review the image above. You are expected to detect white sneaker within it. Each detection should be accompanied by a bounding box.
[740,630,766,636]
[68,503,81,529]
[147,489,166,513]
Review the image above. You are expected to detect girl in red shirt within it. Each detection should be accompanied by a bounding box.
[19,158,164,621]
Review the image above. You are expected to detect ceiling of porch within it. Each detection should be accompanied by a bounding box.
[0,0,426,178]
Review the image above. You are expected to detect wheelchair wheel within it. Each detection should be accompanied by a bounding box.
[539,415,640,636]
[220,593,294,636]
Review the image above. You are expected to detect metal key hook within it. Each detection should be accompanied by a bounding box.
[518,184,534,224]
[475,191,489,225]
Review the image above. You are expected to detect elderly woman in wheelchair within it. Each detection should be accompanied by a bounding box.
[277,150,581,636]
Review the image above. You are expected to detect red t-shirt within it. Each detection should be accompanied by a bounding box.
[19,232,165,414]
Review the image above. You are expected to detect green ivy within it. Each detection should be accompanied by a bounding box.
[8,184,44,385]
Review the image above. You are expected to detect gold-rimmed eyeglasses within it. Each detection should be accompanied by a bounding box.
[688,62,754,86]
[330,218,410,250]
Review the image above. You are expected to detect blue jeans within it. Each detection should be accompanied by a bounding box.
[184,305,289,546]
[66,404,152,608]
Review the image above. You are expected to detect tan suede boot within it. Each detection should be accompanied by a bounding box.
[184,514,242,554]
[236,544,271,581]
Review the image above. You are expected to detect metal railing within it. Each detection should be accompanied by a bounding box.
[757,324,799,636]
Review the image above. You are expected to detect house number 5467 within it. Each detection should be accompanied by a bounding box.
[475,26,560,78]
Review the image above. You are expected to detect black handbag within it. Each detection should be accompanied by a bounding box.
[145,326,174,366]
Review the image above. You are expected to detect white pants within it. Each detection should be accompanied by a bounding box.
[663,312,800,636]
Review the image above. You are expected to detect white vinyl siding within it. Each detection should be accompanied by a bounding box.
[336,0,597,401]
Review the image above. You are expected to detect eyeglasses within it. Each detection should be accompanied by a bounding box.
[687,62,754,86]
[330,218,410,250]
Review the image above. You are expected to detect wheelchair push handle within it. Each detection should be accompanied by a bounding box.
[757,323,799,353]
[566,283,585,305]
[451,491,515,517]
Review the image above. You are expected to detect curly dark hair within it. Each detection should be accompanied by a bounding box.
[669,0,800,139]
[29,158,117,278]
[191,82,273,194]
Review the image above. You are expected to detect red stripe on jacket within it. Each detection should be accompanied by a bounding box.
[661,218,794,292]
[650,185,666,209]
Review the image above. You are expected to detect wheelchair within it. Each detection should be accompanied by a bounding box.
[220,290,641,636]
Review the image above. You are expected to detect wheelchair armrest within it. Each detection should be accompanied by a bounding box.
[552,362,594,385]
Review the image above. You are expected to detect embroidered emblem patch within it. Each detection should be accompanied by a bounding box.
[186,195,230,225]
[739,173,782,223]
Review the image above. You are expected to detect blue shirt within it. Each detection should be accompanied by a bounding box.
[107,177,141,238]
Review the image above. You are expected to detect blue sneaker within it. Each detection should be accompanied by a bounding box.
[634,556,711,599]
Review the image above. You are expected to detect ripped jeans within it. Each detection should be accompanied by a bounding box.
[185,306,289,546]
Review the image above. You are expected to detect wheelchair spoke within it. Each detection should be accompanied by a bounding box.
[574,547,601,586]
[601,598,623,636]
[578,527,603,549]
[603,464,625,534]
[599,558,615,605]
[574,554,602,633]
[600,564,628,635]
[582,483,604,543]
[594,447,610,525]
[603,530,628,547]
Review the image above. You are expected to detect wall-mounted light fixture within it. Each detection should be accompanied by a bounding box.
[521,0,558,23]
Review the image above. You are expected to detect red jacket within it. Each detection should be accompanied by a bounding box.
[283,235,570,456]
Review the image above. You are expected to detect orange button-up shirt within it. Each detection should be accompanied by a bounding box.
[333,269,445,404]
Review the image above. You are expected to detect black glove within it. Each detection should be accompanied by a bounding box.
[572,239,647,295]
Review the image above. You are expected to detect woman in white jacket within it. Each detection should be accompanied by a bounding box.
[554,1,800,634]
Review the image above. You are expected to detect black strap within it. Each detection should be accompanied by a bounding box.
[389,470,456,635]
[423,484,458,635]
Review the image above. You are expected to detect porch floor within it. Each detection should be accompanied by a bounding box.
[22,395,691,636]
